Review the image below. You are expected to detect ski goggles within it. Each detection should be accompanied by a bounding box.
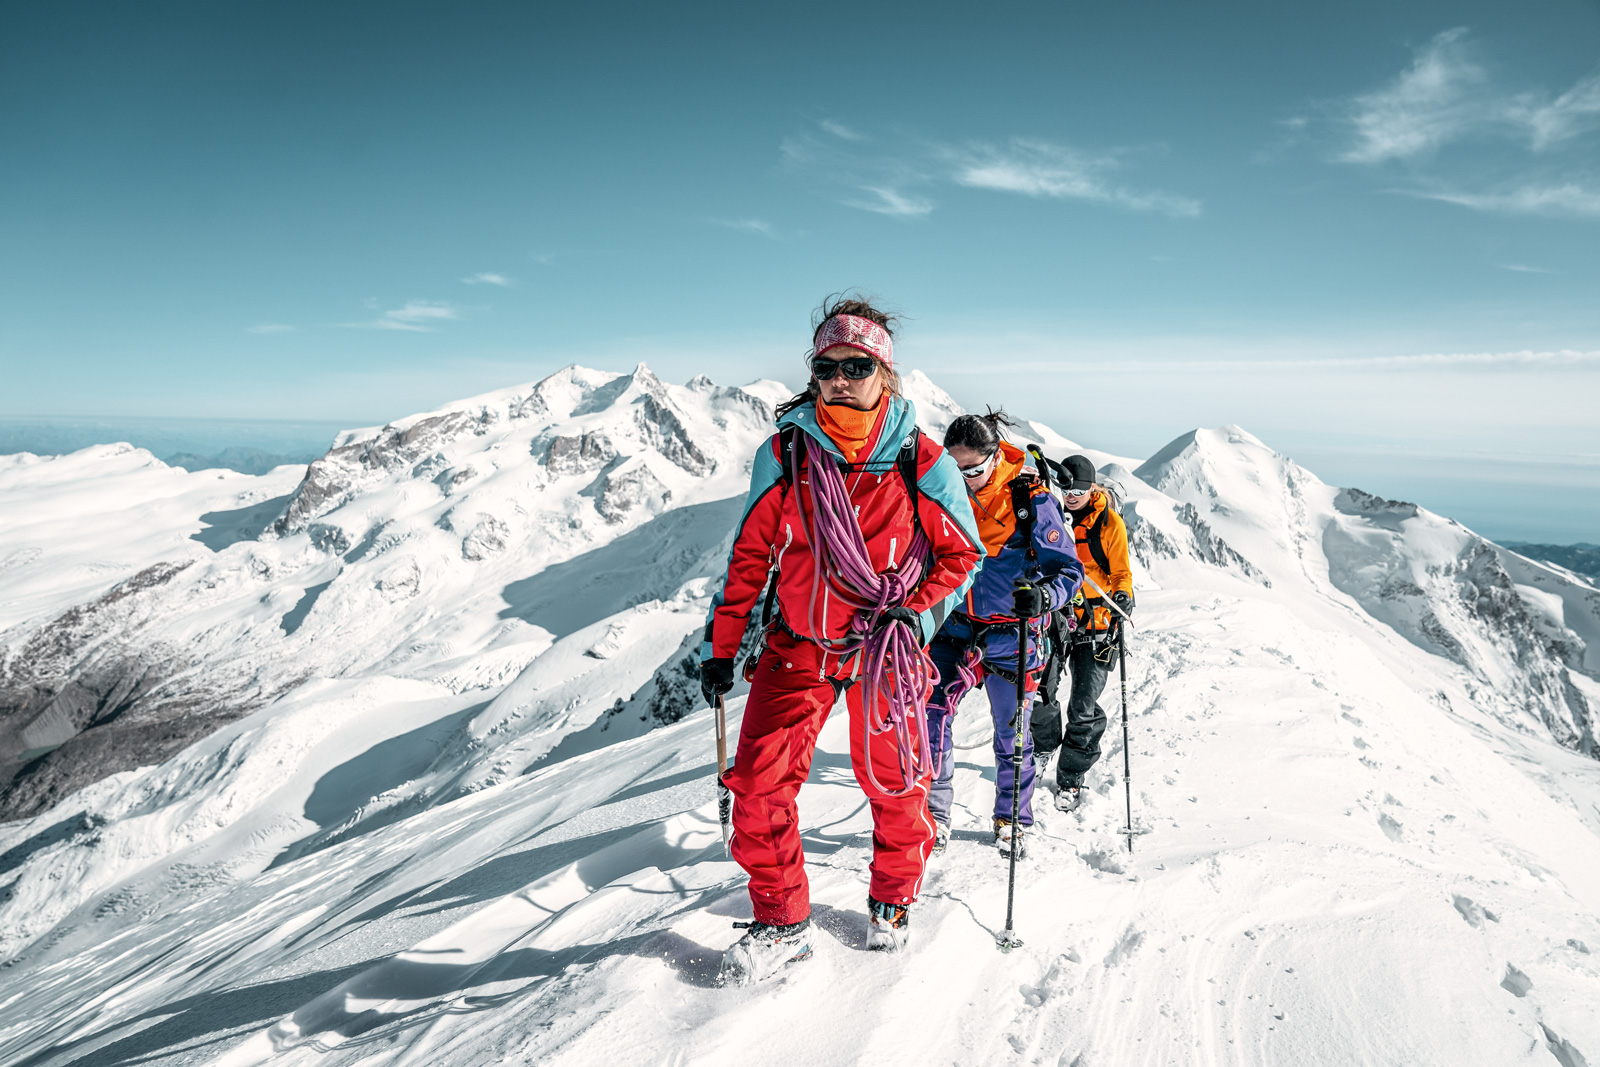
[810,355,879,380]
[958,451,997,480]
[1063,484,1092,497]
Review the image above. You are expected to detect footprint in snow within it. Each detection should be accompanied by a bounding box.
[1500,963,1532,997]
[1102,926,1144,968]
[1450,895,1499,928]
[1378,813,1403,842]
[1541,1025,1591,1067]
[1079,849,1126,876]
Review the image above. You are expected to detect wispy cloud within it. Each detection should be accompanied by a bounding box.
[1326,29,1600,219]
[780,126,934,220]
[341,300,460,332]
[783,122,1198,221]
[1496,262,1558,274]
[1417,183,1600,218]
[246,323,295,334]
[715,218,780,238]
[1515,71,1600,150]
[952,140,1201,217]
[1341,28,1486,164]
[820,120,866,142]
[844,187,935,218]
[462,272,511,287]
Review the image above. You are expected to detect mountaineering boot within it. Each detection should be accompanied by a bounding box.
[717,918,813,987]
[1034,749,1053,780]
[1055,770,1085,812]
[931,822,950,855]
[993,817,1027,859]
[866,896,911,952]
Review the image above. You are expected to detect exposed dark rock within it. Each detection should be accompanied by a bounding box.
[462,516,511,561]
[0,561,297,821]
[637,394,713,475]
[597,465,671,524]
[1123,501,1269,587]
[545,433,615,475]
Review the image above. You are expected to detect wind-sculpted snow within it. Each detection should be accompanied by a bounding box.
[0,373,1597,1067]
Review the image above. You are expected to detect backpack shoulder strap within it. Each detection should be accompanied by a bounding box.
[1008,473,1040,564]
[1084,501,1112,576]
[776,425,802,484]
[897,429,930,544]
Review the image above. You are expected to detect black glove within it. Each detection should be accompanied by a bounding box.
[876,605,921,634]
[701,657,734,706]
[1111,591,1134,620]
[1012,582,1051,619]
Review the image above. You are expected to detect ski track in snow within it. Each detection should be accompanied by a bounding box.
[0,377,1597,1067]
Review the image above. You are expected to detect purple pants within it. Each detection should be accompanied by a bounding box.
[926,654,1036,828]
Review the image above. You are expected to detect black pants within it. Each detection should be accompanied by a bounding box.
[1030,638,1111,786]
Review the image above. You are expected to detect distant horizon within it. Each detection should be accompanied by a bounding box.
[3,364,1593,545]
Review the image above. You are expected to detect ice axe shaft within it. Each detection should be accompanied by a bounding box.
[1080,574,1134,627]
[715,695,732,857]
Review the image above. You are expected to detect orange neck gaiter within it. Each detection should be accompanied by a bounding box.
[970,442,1028,556]
[815,397,886,465]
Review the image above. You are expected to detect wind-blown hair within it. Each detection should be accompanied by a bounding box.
[774,293,904,420]
[943,407,1015,456]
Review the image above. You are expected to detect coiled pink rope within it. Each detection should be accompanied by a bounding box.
[790,431,936,797]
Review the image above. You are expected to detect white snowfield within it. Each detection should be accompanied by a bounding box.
[1,368,1597,1067]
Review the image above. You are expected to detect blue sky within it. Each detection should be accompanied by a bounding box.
[1,1,1597,540]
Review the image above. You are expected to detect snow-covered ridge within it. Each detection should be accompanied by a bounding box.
[0,371,1597,1066]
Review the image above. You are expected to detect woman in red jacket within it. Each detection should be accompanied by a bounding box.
[700,296,982,985]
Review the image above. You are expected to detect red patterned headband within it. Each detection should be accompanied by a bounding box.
[812,313,894,371]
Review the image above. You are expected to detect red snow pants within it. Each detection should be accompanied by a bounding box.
[724,630,936,926]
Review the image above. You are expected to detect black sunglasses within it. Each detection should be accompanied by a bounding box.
[810,355,878,381]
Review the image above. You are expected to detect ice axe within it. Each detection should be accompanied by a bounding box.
[714,695,732,857]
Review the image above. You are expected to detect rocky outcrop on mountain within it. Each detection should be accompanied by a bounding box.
[545,432,615,475]
[270,409,496,536]
[597,463,672,523]
[1123,499,1271,587]
[0,560,290,819]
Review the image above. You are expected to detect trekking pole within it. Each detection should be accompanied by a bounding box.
[998,588,1029,952]
[714,695,732,857]
[1078,575,1137,850]
[1117,625,1133,853]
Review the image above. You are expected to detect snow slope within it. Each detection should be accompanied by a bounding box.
[1,376,1597,1067]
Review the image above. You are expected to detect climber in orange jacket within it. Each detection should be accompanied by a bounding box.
[1032,454,1134,811]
